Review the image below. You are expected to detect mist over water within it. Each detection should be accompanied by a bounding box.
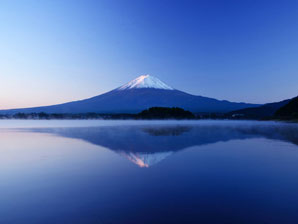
[1,120,298,224]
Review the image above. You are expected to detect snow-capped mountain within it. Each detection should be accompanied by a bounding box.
[117,75,174,90]
[0,74,259,114]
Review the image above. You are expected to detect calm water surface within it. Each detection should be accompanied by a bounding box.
[1,120,298,224]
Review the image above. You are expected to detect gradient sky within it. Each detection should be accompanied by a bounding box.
[1,0,298,109]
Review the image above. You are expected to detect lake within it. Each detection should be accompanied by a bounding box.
[1,120,298,224]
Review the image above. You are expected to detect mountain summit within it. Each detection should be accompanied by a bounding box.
[117,75,174,90]
[0,75,259,114]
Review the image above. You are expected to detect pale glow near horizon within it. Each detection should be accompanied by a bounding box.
[1,0,298,108]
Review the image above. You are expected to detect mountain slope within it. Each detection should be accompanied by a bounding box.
[229,99,291,119]
[275,96,298,119]
[0,75,259,114]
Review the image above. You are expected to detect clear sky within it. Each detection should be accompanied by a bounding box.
[0,0,298,109]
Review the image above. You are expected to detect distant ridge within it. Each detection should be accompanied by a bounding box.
[229,99,291,119]
[0,75,259,114]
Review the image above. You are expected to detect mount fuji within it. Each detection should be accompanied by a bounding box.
[1,75,259,114]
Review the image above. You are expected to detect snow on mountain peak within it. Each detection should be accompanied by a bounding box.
[117,75,174,90]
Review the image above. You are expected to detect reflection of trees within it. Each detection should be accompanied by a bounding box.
[142,126,192,136]
[237,125,298,146]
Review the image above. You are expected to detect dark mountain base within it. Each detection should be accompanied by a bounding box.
[274,96,298,120]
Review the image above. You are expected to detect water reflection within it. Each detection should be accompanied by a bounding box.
[27,122,298,167]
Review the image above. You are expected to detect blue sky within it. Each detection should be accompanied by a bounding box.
[0,0,298,109]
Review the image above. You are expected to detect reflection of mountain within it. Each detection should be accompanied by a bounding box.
[29,122,298,167]
[120,151,173,168]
